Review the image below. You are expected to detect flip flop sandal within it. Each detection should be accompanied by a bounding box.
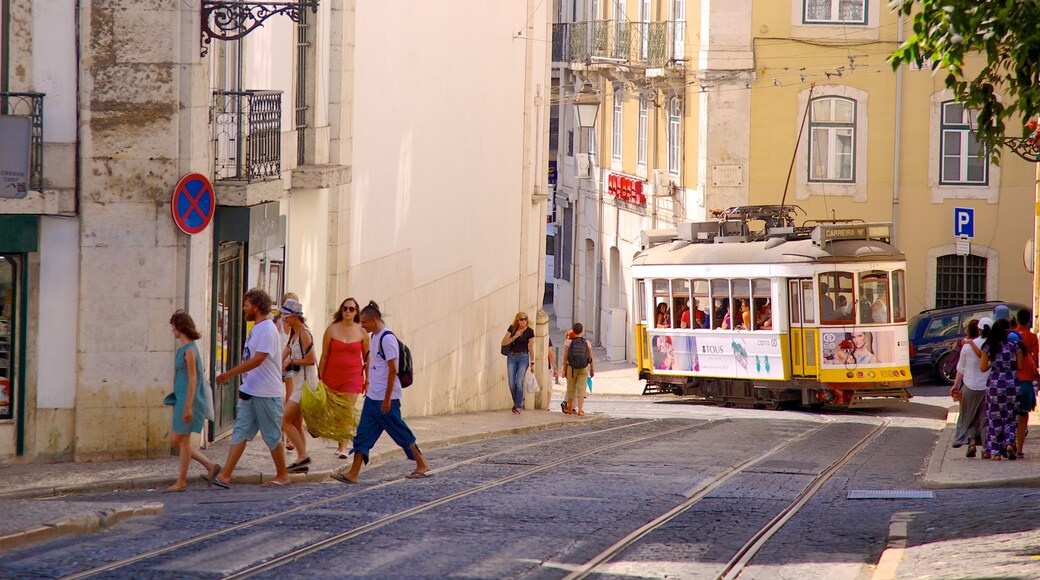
[261,480,289,487]
[331,472,358,484]
[406,472,431,479]
[202,464,223,487]
[287,457,312,473]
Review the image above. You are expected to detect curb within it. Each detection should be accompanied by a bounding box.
[871,511,918,580]
[922,407,1040,489]
[0,414,609,499]
[0,503,165,551]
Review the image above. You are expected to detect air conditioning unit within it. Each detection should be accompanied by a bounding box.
[576,154,591,179]
[653,169,675,196]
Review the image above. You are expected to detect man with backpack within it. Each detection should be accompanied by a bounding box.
[561,323,594,416]
[332,301,429,484]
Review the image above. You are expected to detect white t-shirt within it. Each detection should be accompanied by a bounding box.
[368,328,403,401]
[956,337,989,391]
[241,318,285,397]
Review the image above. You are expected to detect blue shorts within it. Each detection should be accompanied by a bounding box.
[350,397,417,463]
[1017,380,1037,416]
[231,395,284,450]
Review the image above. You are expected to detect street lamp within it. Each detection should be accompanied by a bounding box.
[573,83,601,129]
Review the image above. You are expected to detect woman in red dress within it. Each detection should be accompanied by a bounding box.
[318,297,370,457]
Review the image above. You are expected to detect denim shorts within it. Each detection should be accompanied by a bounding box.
[231,395,284,450]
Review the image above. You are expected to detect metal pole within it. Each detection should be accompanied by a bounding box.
[1033,163,1040,330]
[963,253,967,306]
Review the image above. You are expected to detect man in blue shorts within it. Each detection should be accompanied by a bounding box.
[213,288,291,487]
[333,301,430,484]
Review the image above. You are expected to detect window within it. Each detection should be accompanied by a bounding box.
[819,271,854,324]
[691,280,709,329]
[635,279,647,324]
[940,101,988,185]
[668,97,681,175]
[809,97,855,182]
[671,279,689,327]
[891,270,906,323]
[0,256,19,421]
[935,254,987,309]
[612,84,623,161]
[637,97,648,166]
[923,314,960,340]
[672,0,685,59]
[804,0,866,24]
[858,270,890,324]
[653,279,671,328]
[752,279,772,330]
[567,130,574,157]
[710,279,730,329]
[640,0,651,60]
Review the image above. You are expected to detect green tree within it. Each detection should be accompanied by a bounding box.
[890,0,1040,159]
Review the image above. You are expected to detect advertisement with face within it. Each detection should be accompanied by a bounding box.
[820,328,910,368]
[649,331,785,380]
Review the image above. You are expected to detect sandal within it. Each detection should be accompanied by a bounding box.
[966,445,977,458]
[1007,445,1017,460]
[287,457,312,473]
[577,410,585,416]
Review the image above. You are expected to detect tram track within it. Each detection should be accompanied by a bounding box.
[61,418,708,579]
[559,418,889,580]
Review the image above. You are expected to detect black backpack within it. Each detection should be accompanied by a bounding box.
[568,337,590,369]
[377,331,414,388]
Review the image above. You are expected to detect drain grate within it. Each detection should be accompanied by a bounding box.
[847,489,935,500]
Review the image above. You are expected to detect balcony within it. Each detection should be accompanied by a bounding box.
[211,90,282,183]
[555,21,684,70]
[0,92,45,192]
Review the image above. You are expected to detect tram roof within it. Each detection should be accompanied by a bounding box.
[632,237,905,267]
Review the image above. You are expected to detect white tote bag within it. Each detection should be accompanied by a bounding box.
[524,372,539,394]
[201,377,216,420]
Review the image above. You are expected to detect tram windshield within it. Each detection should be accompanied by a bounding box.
[859,271,890,323]
[819,272,855,324]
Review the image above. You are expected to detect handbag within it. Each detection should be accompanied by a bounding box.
[524,373,539,394]
[163,392,176,406]
[201,377,215,420]
[501,344,512,356]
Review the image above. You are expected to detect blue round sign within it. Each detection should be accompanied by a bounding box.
[171,173,216,235]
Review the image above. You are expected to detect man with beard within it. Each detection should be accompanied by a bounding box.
[212,288,291,487]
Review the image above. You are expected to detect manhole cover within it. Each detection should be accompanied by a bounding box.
[847,490,934,500]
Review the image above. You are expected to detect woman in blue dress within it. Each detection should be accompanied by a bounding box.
[979,318,1021,461]
[167,310,221,491]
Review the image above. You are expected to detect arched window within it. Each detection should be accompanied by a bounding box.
[808,96,856,182]
[940,101,988,185]
[667,97,681,175]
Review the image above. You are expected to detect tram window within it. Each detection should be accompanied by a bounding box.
[789,280,800,325]
[653,279,671,328]
[691,280,709,329]
[801,280,816,324]
[635,279,647,324]
[892,270,907,322]
[672,279,690,328]
[732,279,751,330]
[753,279,772,330]
[711,279,731,329]
[859,271,890,323]
[819,272,854,324]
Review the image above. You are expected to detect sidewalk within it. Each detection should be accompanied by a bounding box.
[872,406,1040,579]
[0,407,605,550]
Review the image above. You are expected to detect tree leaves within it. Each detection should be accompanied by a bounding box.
[890,0,1040,161]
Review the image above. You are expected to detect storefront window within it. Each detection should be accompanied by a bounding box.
[0,256,18,421]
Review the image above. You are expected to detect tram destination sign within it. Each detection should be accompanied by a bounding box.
[812,223,892,246]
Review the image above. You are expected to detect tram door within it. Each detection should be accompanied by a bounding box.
[788,279,819,377]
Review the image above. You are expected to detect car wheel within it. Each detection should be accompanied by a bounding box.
[937,352,958,385]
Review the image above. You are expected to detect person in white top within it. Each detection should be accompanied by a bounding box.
[212,289,291,488]
[951,317,990,458]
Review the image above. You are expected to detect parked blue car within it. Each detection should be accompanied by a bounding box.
[908,301,1028,384]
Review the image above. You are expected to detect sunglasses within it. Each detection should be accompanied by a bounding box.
[343,306,357,312]
[519,317,528,321]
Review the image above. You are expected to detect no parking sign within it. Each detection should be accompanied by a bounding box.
[171,173,216,235]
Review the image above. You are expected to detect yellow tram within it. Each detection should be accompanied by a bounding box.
[633,206,912,408]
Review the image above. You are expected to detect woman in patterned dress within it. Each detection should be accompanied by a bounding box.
[979,319,1021,460]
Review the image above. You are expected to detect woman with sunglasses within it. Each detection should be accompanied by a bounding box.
[317,298,369,457]
[501,311,535,414]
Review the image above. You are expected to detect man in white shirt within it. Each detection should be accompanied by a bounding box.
[212,289,291,487]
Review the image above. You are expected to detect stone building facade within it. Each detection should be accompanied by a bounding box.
[0,0,551,462]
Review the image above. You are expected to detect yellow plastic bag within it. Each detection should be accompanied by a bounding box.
[300,381,360,442]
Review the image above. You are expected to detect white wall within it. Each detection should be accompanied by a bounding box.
[32,0,77,143]
[36,216,78,408]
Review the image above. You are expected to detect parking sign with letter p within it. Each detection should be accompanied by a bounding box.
[954,207,974,238]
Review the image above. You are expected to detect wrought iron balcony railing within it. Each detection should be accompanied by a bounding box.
[0,92,45,191]
[556,21,684,68]
[211,90,282,182]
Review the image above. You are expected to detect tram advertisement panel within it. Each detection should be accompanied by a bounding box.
[819,327,911,382]
[648,331,785,380]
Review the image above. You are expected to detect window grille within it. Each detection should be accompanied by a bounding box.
[935,254,987,309]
